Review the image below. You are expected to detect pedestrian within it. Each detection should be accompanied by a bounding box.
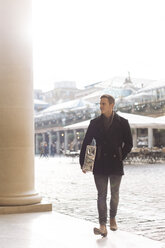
[40,142,44,158]
[44,142,49,157]
[79,94,133,237]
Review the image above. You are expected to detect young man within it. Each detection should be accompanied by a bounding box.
[79,94,133,237]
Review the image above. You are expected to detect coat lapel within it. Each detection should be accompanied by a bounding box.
[96,115,106,139]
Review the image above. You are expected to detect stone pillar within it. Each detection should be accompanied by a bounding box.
[148,127,153,148]
[0,0,41,205]
[133,128,137,148]
[35,134,40,155]
[73,130,78,151]
[48,132,52,155]
[56,131,60,154]
[64,130,68,153]
[42,133,45,143]
[84,129,87,135]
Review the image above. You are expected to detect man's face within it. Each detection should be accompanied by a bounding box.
[100,97,114,116]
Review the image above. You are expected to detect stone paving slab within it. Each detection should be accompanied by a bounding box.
[0,211,164,248]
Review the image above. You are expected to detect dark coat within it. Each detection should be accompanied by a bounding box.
[79,113,133,175]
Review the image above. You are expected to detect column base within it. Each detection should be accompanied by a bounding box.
[0,201,52,214]
[0,192,42,206]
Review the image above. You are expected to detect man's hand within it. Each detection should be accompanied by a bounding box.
[82,169,87,174]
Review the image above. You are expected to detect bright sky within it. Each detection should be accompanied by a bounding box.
[32,0,165,91]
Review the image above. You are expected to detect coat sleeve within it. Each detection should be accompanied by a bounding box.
[79,120,95,167]
[122,119,133,160]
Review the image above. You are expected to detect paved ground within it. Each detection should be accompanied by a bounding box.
[35,156,165,243]
[0,211,164,248]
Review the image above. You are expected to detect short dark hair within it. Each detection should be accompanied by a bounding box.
[100,94,115,104]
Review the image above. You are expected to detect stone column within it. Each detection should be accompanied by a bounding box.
[73,130,78,151]
[64,130,68,153]
[48,132,52,155]
[56,131,60,154]
[35,134,40,155]
[84,129,87,134]
[42,133,45,143]
[0,0,41,205]
[148,127,153,148]
[132,128,137,148]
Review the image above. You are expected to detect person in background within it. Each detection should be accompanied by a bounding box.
[79,94,133,237]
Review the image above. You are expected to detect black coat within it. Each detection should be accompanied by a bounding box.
[79,113,133,175]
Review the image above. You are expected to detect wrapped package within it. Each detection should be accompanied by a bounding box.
[82,145,96,172]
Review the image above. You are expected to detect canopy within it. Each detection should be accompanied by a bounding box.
[64,112,165,130]
[41,99,94,114]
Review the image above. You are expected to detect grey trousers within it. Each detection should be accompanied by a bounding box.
[94,174,122,225]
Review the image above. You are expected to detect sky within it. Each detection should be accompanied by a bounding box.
[32,0,165,91]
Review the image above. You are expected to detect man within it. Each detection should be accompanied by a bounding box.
[79,94,133,237]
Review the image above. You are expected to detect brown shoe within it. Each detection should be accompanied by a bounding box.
[110,218,118,231]
[93,225,107,237]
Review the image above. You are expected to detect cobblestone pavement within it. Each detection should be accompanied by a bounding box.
[35,156,165,243]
